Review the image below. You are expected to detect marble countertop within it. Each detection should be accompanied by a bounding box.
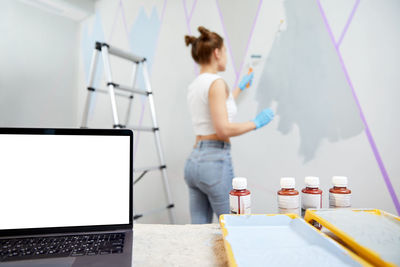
[133,223,228,267]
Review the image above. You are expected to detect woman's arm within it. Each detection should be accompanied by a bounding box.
[232,87,241,99]
[209,79,256,140]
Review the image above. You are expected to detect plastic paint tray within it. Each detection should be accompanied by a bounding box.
[304,209,400,267]
[219,214,369,267]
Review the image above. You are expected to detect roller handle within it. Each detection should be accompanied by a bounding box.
[246,67,253,88]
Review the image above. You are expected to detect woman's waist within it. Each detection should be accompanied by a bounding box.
[194,135,231,150]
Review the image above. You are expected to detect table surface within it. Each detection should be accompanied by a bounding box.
[133,223,228,267]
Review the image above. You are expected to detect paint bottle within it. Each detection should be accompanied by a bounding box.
[277,177,300,215]
[329,176,351,208]
[229,177,251,214]
[301,176,322,217]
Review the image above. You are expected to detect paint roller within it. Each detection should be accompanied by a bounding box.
[244,54,263,88]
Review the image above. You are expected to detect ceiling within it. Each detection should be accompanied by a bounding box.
[18,0,96,21]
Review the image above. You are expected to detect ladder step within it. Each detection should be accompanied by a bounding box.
[87,87,133,99]
[128,125,159,132]
[107,82,149,96]
[134,165,166,173]
[99,42,145,63]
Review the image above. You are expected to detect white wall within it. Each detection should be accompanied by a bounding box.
[0,0,79,127]
[1,0,398,225]
[75,0,399,224]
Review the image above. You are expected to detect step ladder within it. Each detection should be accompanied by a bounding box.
[81,41,176,224]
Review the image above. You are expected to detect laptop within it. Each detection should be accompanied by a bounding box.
[0,128,133,267]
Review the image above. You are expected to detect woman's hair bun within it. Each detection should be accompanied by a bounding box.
[198,26,211,40]
[185,35,197,46]
[184,26,223,64]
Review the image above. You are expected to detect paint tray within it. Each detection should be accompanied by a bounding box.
[304,209,400,267]
[219,214,369,267]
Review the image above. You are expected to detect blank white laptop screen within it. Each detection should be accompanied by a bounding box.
[0,134,130,230]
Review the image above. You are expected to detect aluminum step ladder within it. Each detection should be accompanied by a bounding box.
[81,41,175,224]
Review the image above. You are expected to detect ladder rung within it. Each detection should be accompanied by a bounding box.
[133,214,143,220]
[128,125,159,132]
[100,42,145,63]
[87,87,133,99]
[107,83,148,96]
[134,165,166,173]
[133,165,166,185]
[133,203,175,220]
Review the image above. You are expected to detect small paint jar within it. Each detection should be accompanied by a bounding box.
[329,176,351,208]
[277,177,300,215]
[301,176,322,217]
[229,177,251,214]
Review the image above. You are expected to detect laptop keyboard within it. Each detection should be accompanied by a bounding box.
[0,233,125,262]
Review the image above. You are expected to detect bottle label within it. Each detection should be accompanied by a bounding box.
[329,193,351,208]
[278,195,300,215]
[301,193,322,217]
[229,195,251,214]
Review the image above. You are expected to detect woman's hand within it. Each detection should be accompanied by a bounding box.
[238,72,254,91]
[233,72,254,99]
[252,108,274,129]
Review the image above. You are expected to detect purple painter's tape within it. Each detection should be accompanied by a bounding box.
[183,0,192,34]
[317,0,400,215]
[183,0,199,75]
[119,0,129,37]
[188,0,198,23]
[108,2,122,42]
[215,0,239,78]
[336,0,360,48]
[233,0,263,90]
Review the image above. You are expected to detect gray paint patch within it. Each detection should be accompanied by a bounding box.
[256,0,363,162]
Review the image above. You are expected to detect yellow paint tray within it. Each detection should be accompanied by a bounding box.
[219,214,370,267]
[304,208,400,267]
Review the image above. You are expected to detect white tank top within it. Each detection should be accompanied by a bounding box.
[187,73,237,135]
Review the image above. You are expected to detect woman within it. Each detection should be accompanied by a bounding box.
[184,26,274,223]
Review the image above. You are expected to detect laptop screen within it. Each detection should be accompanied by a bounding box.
[0,129,132,231]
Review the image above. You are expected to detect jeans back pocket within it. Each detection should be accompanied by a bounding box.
[196,150,226,187]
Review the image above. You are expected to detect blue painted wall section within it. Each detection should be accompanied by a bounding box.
[129,6,161,91]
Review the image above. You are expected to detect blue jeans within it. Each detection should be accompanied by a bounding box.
[184,140,234,224]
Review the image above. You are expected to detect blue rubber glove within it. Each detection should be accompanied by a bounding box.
[238,72,254,91]
[252,108,274,129]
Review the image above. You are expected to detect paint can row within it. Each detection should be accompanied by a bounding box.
[278,176,352,216]
[228,176,352,216]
